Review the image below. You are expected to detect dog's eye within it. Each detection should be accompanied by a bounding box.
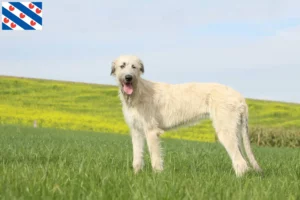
[120,65,125,69]
[132,65,136,69]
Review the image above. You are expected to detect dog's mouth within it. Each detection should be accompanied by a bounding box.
[122,82,133,95]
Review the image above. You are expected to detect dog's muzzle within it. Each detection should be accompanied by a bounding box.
[122,74,134,95]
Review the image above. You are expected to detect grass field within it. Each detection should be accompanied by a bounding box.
[0,125,299,200]
[1,76,300,144]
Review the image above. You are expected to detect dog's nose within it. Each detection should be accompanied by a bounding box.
[125,75,133,82]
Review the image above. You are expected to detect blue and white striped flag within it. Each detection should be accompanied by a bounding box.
[2,2,42,31]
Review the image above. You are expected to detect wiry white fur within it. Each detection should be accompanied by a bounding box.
[111,55,262,177]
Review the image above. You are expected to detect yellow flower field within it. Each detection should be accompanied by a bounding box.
[1,76,300,144]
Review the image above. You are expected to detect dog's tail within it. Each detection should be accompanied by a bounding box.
[240,108,262,173]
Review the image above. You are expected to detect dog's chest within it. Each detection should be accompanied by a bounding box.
[122,106,145,131]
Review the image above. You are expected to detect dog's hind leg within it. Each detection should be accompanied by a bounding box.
[213,111,250,177]
[216,128,250,177]
[131,129,145,173]
[211,106,250,177]
[240,115,262,173]
[145,130,163,172]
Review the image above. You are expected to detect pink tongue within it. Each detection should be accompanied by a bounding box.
[123,84,133,95]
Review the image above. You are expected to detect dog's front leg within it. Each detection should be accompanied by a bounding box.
[131,129,145,174]
[145,130,163,172]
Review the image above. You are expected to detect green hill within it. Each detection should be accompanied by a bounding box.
[1,76,300,144]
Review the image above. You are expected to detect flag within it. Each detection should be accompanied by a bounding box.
[2,2,42,31]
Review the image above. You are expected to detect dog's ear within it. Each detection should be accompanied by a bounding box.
[139,59,144,74]
[111,61,116,75]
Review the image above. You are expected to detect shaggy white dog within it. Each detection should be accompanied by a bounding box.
[110,55,262,177]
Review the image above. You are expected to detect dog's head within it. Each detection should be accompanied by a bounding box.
[110,55,144,95]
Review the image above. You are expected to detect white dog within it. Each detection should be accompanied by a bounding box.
[110,55,262,177]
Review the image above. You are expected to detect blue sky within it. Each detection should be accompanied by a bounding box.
[1,0,300,103]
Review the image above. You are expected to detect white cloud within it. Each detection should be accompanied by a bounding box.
[137,25,300,75]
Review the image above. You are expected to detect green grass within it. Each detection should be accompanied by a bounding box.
[0,125,299,200]
[1,76,300,143]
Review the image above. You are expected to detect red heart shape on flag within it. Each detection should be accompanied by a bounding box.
[30,20,36,26]
[11,22,16,28]
[4,18,9,24]
[9,6,15,11]
[20,13,26,19]
[36,8,41,14]
[29,3,34,9]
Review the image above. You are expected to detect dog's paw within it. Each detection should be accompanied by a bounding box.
[133,161,144,174]
[152,163,163,173]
